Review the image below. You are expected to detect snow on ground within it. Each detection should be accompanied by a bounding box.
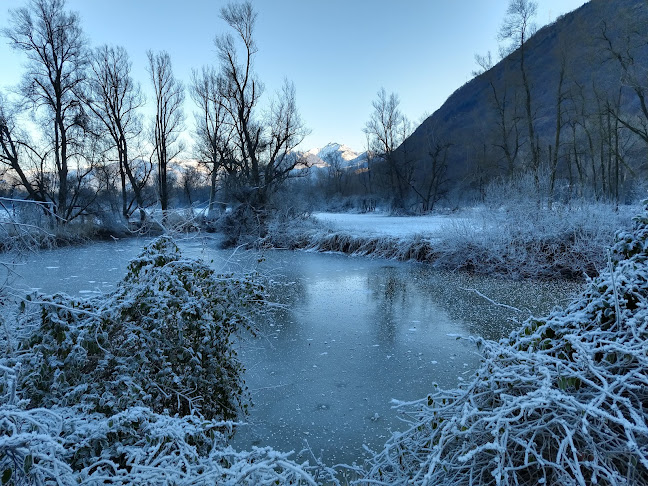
[312,211,465,238]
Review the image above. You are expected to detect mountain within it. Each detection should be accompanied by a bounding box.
[300,142,367,170]
[394,0,648,203]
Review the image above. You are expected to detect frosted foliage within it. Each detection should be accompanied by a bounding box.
[0,398,321,485]
[358,204,648,485]
[266,205,633,280]
[13,236,266,421]
[0,237,323,485]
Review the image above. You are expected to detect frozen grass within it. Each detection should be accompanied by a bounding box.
[433,204,635,279]
[311,212,464,238]
[263,204,636,280]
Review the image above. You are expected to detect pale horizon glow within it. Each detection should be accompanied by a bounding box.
[0,0,589,153]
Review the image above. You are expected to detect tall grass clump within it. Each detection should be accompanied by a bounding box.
[434,172,636,279]
[435,202,634,279]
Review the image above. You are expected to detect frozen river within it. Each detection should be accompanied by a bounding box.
[5,236,580,464]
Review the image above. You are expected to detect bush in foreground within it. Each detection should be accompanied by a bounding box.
[14,236,264,421]
[0,237,326,485]
[356,205,648,485]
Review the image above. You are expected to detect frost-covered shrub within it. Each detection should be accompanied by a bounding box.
[0,238,323,485]
[435,203,634,279]
[0,397,320,485]
[0,406,74,485]
[358,204,648,485]
[258,210,322,250]
[0,364,74,486]
[218,204,269,248]
[16,236,264,421]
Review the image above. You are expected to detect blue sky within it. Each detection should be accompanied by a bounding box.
[0,0,588,152]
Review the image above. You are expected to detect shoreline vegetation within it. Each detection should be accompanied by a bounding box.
[2,204,648,484]
[0,202,635,282]
[256,204,636,281]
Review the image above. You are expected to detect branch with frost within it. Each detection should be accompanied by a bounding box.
[0,376,75,486]
[1,399,320,485]
[460,287,527,314]
[134,207,205,236]
[0,198,56,252]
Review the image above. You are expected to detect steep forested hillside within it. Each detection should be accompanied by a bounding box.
[394,0,648,206]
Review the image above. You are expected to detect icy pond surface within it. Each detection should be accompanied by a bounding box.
[7,236,580,464]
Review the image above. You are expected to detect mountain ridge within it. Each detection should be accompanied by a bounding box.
[392,0,648,203]
[298,142,367,170]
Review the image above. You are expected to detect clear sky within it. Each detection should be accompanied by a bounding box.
[0,0,588,153]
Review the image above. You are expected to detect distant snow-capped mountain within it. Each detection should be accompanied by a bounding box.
[299,142,366,169]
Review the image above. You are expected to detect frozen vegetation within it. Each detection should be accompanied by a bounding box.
[261,203,636,280]
[0,238,330,484]
[2,204,648,484]
[348,203,648,484]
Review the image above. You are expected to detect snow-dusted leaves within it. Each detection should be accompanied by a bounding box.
[0,401,320,485]
[16,236,265,420]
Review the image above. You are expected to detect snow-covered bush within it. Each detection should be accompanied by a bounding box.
[15,236,264,421]
[0,396,322,485]
[0,237,324,485]
[358,204,648,485]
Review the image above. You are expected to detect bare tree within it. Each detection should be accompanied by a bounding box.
[213,1,309,211]
[548,39,569,209]
[472,51,494,77]
[88,45,149,222]
[600,20,648,151]
[3,0,89,222]
[147,50,184,213]
[178,164,205,207]
[0,94,49,206]
[364,88,412,209]
[499,0,539,177]
[473,50,523,178]
[190,66,233,215]
[413,126,451,212]
[325,151,348,196]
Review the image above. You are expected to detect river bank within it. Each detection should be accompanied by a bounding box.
[259,205,636,280]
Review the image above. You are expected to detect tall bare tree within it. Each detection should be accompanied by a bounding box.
[600,19,648,151]
[3,0,90,222]
[499,0,539,178]
[474,52,523,176]
[214,1,309,211]
[190,66,233,214]
[364,87,412,209]
[88,45,149,222]
[413,125,451,212]
[147,50,184,213]
[548,37,569,208]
